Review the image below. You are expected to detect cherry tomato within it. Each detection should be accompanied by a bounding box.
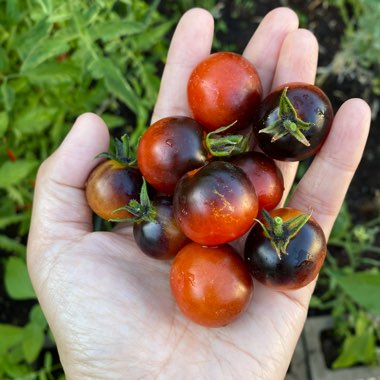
[173,161,258,245]
[170,242,253,327]
[188,52,262,133]
[86,160,143,220]
[253,83,333,161]
[137,116,209,195]
[244,208,327,290]
[228,151,284,211]
[133,197,189,260]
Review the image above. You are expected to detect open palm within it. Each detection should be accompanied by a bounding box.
[27,8,370,380]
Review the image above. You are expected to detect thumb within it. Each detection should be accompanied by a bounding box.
[28,113,109,246]
[46,113,110,188]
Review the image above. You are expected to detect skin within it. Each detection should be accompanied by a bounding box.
[27,8,371,380]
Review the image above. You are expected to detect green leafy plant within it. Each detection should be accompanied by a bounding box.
[318,0,380,105]
[311,203,380,368]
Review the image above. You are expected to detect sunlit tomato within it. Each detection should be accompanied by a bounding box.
[173,161,258,245]
[170,242,253,327]
[228,151,284,211]
[244,208,327,290]
[188,52,262,132]
[253,82,333,161]
[133,197,189,260]
[85,160,143,220]
[137,116,209,195]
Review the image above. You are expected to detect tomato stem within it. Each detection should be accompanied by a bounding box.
[259,87,313,147]
[258,209,312,259]
[109,179,157,223]
[205,122,249,157]
[273,216,283,237]
[96,134,137,166]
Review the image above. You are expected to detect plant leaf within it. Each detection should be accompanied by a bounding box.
[0,111,9,137]
[22,323,45,363]
[98,58,140,114]
[29,304,47,330]
[4,257,36,300]
[89,20,146,41]
[0,235,26,256]
[13,106,57,135]
[1,81,15,112]
[0,324,24,355]
[132,20,174,50]
[331,271,380,314]
[20,35,72,72]
[332,331,375,368]
[24,61,81,85]
[0,160,38,188]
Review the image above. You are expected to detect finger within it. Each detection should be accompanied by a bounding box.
[29,113,109,244]
[270,29,319,205]
[289,98,371,236]
[243,7,298,96]
[151,8,214,123]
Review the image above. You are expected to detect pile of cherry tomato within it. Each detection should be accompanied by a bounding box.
[86,52,332,327]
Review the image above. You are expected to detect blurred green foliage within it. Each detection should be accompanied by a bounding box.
[311,204,380,368]
[319,0,380,104]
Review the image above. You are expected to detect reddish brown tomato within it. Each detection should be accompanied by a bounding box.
[187,52,262,133]
[173,161,258,245]
[228,151,284,211]
[253,82,333,161]
[133,197,189,260]
[244,208,327,290]
[170,243,253,327]
[137,116,209,195]
[86,160,143,220]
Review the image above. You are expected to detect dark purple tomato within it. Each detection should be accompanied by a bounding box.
[86,160,143,220]
[133,197,189,260]
[253,82,333,161]
[228,151,284,211]
[188,52,262,133]
[173,161,258,246]
[244,208,327,290]
[137,116,209,195]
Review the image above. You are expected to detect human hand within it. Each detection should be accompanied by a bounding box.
[27,7,370,379]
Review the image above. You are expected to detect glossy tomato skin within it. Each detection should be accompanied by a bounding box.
[188,52,262,133]
[86,160,143,220]
[170,242,253,327]
[228,151,284,211]
[137,116,209,195]
[173,161,258,245]
[133,197,189,260]
[253,83,333,161]
[244,208,327,290]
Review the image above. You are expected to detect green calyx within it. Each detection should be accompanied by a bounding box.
[259,87,314,147]
[256,209,312,259]
[205,122,250,157]
[96,134,137,166]
[109,179,157,224]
